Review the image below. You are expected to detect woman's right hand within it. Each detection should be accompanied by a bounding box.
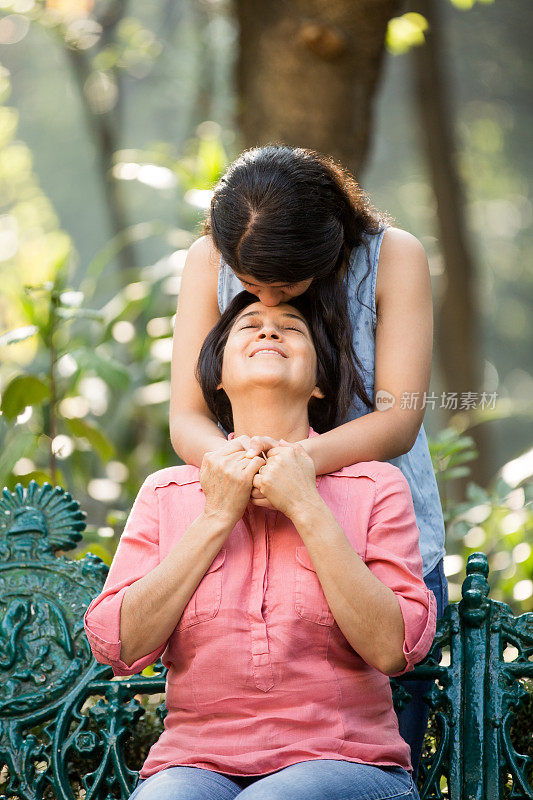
[200,438,266,529]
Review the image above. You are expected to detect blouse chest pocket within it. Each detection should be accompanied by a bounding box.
[294,546,335,626]
[177,548,226,631]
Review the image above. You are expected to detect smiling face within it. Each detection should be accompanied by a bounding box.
[234,275,314,307]
[218,301,324,405]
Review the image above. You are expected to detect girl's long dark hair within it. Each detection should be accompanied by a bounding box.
[196,291,352,435]
[201,144,395,417]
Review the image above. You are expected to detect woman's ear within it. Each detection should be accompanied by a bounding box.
[311,385,325,400]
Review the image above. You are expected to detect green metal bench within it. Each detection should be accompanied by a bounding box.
[0,481,531,800]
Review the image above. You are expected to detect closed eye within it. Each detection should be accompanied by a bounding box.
[239,324,303,333]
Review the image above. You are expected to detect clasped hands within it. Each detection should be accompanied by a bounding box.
[199,434,321,528]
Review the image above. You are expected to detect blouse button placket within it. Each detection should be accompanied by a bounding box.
[245,506,275,692]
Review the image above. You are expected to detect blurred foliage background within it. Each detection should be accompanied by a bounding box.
[0,0,531,614]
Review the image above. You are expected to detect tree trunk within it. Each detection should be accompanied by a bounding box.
[234,0,402,174]
[410,0,491,485]
[61,0,138,275]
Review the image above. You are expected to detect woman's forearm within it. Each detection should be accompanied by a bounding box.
[119,511,231,667]
[301,407,423,476]
[170,411,227,467]
[291,498,407,675]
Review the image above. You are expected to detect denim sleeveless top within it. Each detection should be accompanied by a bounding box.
[217,226,446,576]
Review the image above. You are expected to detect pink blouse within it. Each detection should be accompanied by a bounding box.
[83,430,437,778]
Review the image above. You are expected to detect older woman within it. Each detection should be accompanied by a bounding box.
[84,291,436,800]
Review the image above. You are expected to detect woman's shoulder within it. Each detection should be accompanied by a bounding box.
[328,459,408,488]
[145,464,201,490]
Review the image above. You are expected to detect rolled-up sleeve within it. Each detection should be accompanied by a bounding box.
[83,475,168,676]
[365,465,437,677]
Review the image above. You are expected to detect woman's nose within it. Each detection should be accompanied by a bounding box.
[257,328,280,340]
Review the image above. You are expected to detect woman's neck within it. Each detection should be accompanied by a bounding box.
[231,394,310,442]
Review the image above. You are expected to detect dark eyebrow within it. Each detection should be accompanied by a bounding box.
[240,279,296,288]
[281,313,307,324]
[235,310,307,325]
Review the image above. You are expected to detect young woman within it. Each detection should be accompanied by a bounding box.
[169,144,448,777]
[84,292,436,800]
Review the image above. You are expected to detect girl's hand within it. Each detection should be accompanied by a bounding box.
[216,434,252,454]
[244,435,279,458]
[200,440,265,529]
[251,440,322,520]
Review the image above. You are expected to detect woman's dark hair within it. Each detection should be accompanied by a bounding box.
[196,290,354,435]
[201,144,395,413]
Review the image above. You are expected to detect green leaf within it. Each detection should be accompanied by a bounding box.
[465,483,490,504]
[0,325,39,346]
[386,13,428,55]
[56,307,105,322]
[75,542,114,567]
[0,429,36,486]
[449,451,478,465]
[65,417,115,461]
[442,466,472,480]
[24,282,54,294]
[449,0,474,8]
[70,346,131,388]
[59,291,84,307]
[196,136,228,185]
[494,477,514,502]
[11,469,53,486]
[0,375,50,420]
[451,520,471,539]
[19,294,40,327]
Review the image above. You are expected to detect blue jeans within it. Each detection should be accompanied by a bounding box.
[395,558,449,781]
[129,760,419,799]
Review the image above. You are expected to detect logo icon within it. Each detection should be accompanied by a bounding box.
[375,389,395,411]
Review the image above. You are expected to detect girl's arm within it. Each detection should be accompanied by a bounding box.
[170,236,276,465]
[169,235,228,464]
[300,228,434,474]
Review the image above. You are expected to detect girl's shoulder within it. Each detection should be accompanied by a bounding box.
[355,224,424,264]
[188,234,220,264]
[186,235,220,280]
[375,226,430,307]
[175,235,221,329]
[379,226,426,256]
